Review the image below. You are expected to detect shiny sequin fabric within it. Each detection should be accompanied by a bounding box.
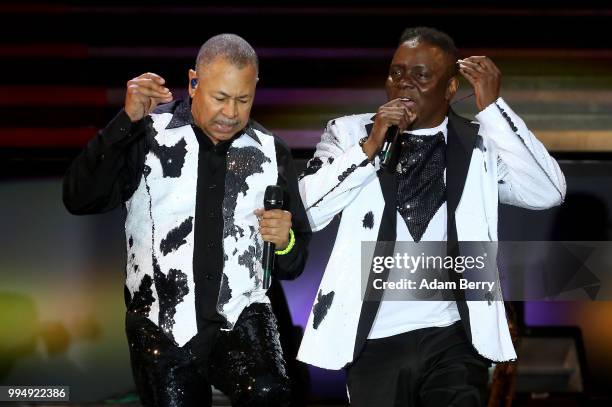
[396,131,446,242]
[217,134,277,329]
[125,108,279,346]
[126,312,207,407]
[126,303,290,406]
[209,303,291,406]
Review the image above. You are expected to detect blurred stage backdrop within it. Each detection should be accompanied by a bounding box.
[1,1,612,405]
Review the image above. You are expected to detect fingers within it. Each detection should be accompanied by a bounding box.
[260,227,288,238]
[127,78,172,100]
[458,60,485,75]
[367,100,417,157]
[138,72,166,85]
[458,59,487,84]
[260,231,288,247]
[382,98,408,108]
[378,110,405,126]
[400,105,417,130]
[127,72,172,102]
[377,104,416,131]
[479,57,501,76]
[255,209,291,221]
[457,56,496,85]
[255,209,291,224]
[458,56,500,77]
[126,85,171,102]
[460,56,488,65]
[124,72,173,121]
[378,103,412,121]
[255,209,292,245]
[457,56,502,111]
[259,221,289,231]
[128,73,167,91]
[462,56,498,70]
[458,65,478,86]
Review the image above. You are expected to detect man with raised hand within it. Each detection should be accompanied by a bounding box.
[64,34,310,407]
[297,27,565,406]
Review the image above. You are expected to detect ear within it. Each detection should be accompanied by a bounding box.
[445,76,459,102]
[188,69,197,97]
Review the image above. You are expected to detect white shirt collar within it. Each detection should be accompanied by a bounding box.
[403,116,448,142]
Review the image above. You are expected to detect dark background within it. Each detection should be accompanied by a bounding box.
[1,1,611,405]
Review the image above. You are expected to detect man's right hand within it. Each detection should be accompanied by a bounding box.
[362,98,417,161]
[124,72,173,122]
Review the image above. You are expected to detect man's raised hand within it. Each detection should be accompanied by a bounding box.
[458,56,501,112]
[124,72,173,122]
[363,98,417,160]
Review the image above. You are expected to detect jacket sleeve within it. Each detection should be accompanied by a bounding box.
[63,110,149,215]
[298,119,379,231]
[273,137,312,280]
[476,97,566,209]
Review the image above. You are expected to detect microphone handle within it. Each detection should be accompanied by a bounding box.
[262,241,275,289]
[380,126,401,169]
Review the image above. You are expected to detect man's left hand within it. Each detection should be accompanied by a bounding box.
[458,56,501,112]
[254,208,292,250]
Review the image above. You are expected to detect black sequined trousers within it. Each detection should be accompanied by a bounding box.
[126,303,291,407]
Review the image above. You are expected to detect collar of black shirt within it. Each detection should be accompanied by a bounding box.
[164,97,261,146]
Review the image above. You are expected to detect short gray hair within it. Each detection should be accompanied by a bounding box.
[195,33,259,74]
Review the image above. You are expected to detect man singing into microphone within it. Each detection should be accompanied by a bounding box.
[297,27,565,406]
[63,33,310,406]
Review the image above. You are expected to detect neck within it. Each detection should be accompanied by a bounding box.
[411,117,446,131]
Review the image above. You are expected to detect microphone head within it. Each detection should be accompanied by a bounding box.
[264,185,283,210]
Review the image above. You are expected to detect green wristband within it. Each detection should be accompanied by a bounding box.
[275,228,295,255]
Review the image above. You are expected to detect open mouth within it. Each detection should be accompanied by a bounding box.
[400,97,417,109]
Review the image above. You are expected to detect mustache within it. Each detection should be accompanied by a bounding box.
[214,119,240,126]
